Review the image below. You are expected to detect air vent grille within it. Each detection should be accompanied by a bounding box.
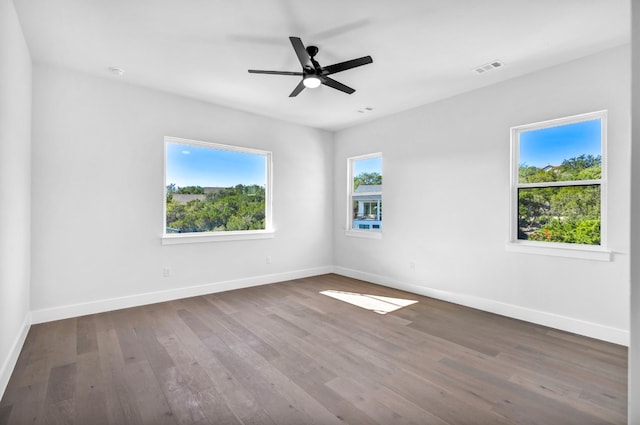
[474,60,504,74]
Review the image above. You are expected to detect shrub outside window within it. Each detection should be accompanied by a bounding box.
[510,111,606,251]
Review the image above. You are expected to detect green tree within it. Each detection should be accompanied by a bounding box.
[354,172,382,190]
[166,184,265,233]
[175,185,205,194]
[518,164,555,183]
[558,154,601,179]
[517,155,601,245]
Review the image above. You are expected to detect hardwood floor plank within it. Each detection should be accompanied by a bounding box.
[0,274,628,424]
[134,325,176,374]
[74,351,109,425]
[0,382,48,424]
[157,306,275,425]
[496,349,627,404]
[49,320,77,369]
[42,399,73,425]
[326,376,449,425]
[112,313,149,366]
[508,371,626,425]
[45,363,76,404]
[439,356,614,425]
[123,360,177,425]
[42,363,76,425]
[191,297,281,361]
[195,388,243,425]
[179,309,316,425]
[288,368,383,425]
[0,405,11,425]
[76,315,99,356]
[153,366,209,425]
[13,323,59,389]
[223,309,385,425]
[377,366,514,425]
[96,326,145,425]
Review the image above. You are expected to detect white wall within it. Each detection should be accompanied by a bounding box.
[629,1,639,421]
[29,64,333,320]
[0,0,32,396]
[333,45,631,345]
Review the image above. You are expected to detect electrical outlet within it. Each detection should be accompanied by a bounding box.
[409,261,415,270]
[266,256,272,264]
[163,267,171,277]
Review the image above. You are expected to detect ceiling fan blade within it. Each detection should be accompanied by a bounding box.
[322,56,373,75]
[289,37,312,70]
[321,77,355,94]
[248,70,304,76]
[289,80,306,97]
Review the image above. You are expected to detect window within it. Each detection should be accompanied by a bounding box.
[163,137,272,243]
[510,111,608,258]
[347,153,382,237]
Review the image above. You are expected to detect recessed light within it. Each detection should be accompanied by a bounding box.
[108,67,125,76]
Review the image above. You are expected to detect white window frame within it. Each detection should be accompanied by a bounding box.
[162,136,273,245]
[507,111,610,261]
[345,152,383,239]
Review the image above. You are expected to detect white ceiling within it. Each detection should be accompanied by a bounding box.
[14,0,630,131]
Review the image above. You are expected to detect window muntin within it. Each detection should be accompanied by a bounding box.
[511,111,606,248]
[348,153,382,233]
[164,137,272,237]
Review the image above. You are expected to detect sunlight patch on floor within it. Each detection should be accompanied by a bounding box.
[320,290,418,314]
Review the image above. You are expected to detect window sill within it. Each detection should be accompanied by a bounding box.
[162,230,275,245]
[345,229,382,240]
[505,241,611,261]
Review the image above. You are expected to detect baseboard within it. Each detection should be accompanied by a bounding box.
[333,266,629,346]
[0,312,31,399]
[26,264,630,346]
[31,266,333,324]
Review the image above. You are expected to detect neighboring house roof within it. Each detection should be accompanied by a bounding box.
[541,164,560,172]
[204,187,225,194]
[354,184,382,193]
[171,187,228,205]
[354,184,382,201]
[172,194,206,204]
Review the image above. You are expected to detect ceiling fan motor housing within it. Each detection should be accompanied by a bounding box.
[306,45,319,58]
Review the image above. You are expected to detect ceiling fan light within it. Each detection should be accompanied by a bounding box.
[303,75,321,88]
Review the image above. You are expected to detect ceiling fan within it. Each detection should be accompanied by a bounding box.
[248,36,373,97]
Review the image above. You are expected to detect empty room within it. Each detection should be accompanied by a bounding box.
[1,0,639,424]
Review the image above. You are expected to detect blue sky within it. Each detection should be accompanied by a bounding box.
[166,142,266,187]
[354,156,382,176]
[519,119,601,168]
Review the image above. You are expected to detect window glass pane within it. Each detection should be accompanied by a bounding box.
[353,157,382,189]
[518,185,600,245]
[519,119,601,183]
[165,142,267,233]
[351,156,382,231]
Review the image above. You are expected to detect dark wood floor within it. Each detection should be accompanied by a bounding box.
[0,274,627,424]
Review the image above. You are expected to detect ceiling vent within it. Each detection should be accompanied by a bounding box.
[473,60,504,74]
[108,67,125,76]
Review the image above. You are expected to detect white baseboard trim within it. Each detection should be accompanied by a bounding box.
[1,312,31,399]
[31,266,333,324]
[333,266,629,346]
[25,264,630,346]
